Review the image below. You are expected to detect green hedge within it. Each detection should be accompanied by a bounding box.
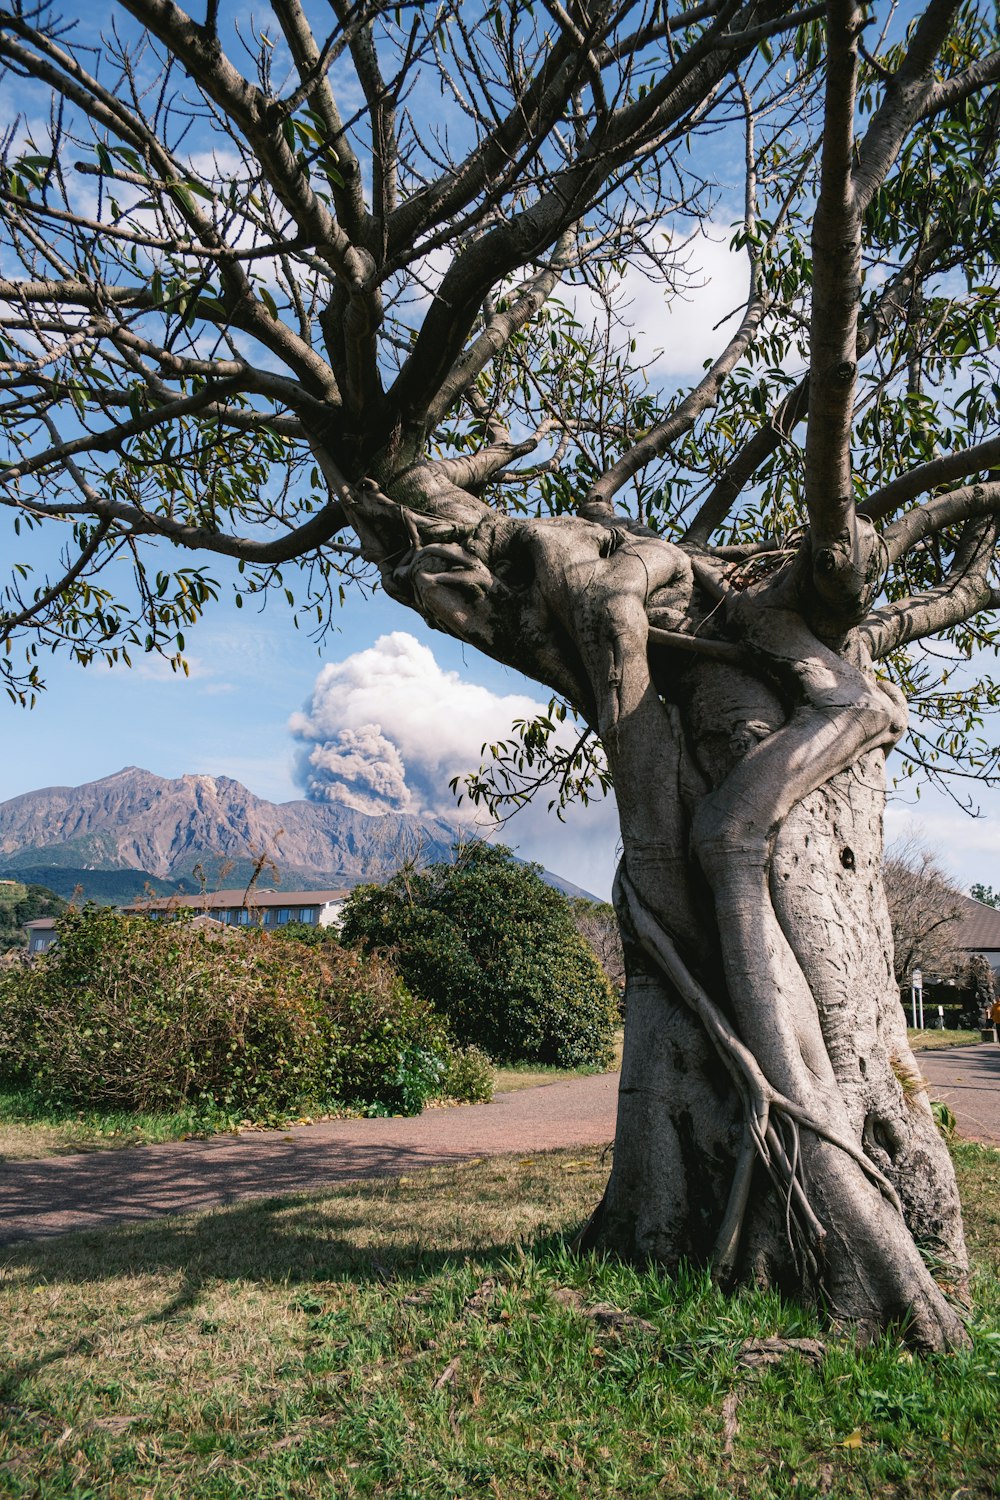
[0,906,468,1118]
[339,844,618,1069]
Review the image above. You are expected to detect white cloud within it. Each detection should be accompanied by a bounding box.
[570,221,752,379]
[289,631,545,818]
[288,631,620,896]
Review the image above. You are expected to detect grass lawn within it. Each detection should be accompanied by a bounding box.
[907,1029,982,1052]
[0,1088,228,1160]
[1,1143,998,1498]
[493,1033,624,1095]
[0,1088,354,1162]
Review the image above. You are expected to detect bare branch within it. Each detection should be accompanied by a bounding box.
[852,0,967,213]
[862,518,1000,658]
[863,435,1000,523]
[803,0,861,578]
[268,0,367,236]
[881,480,1000,566]
[917,49,1000,123]
[684,195,974,546]
[587,102,814,517]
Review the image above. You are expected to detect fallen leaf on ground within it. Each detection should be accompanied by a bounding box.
[433,1356,461,1390]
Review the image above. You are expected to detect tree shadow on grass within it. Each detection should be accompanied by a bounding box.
[0,1160,595,1404]
[1,1149,597,1298]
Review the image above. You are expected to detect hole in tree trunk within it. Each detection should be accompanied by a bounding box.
[863,1111,901,1165]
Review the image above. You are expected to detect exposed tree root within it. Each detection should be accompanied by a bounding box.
[619,873,899,1284]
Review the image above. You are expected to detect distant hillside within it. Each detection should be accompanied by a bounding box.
[0,768,601,904]
[0,879,67,948]
[0,767,467,891]
[0,865,193,907]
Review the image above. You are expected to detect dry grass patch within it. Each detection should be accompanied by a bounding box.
[494,1030,623,1093]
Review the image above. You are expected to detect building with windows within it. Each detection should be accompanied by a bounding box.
[23,916,58,953]
[122,888,350,929]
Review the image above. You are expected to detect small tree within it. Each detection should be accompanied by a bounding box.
[340,845,618,1068]
[0,882,67,951]
[883,837,964,984]
[571,898,626,998]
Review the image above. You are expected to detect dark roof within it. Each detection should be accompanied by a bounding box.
[123,888,350,913]
[952,894,1000,952]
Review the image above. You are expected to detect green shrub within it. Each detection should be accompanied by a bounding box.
[339,844,618,1069]
[441,1044,495,1103]
[0,880,66,950]
[0,906,448,1118]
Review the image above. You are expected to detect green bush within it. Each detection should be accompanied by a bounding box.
[0,880,66,950]
[339,844,618,1069]
[0,906,449,1118]
[441,1044,495,1103]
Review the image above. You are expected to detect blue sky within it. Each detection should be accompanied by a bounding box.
[0,569,627,895]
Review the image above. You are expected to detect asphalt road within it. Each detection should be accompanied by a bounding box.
[919,1042,1000,1145]
[1,1045,996,1248]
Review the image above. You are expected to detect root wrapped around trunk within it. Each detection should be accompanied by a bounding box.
[389,498,971,1349]
[579,572,969,1350]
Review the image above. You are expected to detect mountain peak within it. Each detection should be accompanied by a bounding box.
[0,767,463,886]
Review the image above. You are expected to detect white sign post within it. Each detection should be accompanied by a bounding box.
[911,967,924,1029]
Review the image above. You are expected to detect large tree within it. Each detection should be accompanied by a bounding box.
[2,0,999,1348]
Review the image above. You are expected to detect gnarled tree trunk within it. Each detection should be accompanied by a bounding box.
[575,562,968,1349]
[366,473,970,1351]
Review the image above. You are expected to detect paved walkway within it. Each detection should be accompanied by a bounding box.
[919,1042,1000,1145]
[1,1073,619,1246]
[2,1046,997,1249]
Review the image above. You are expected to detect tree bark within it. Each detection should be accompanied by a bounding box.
[581,620,969,1349]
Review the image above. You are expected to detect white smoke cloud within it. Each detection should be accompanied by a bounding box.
[289,632,548,819]
[288,631,620,896]
[301,725,412,815]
